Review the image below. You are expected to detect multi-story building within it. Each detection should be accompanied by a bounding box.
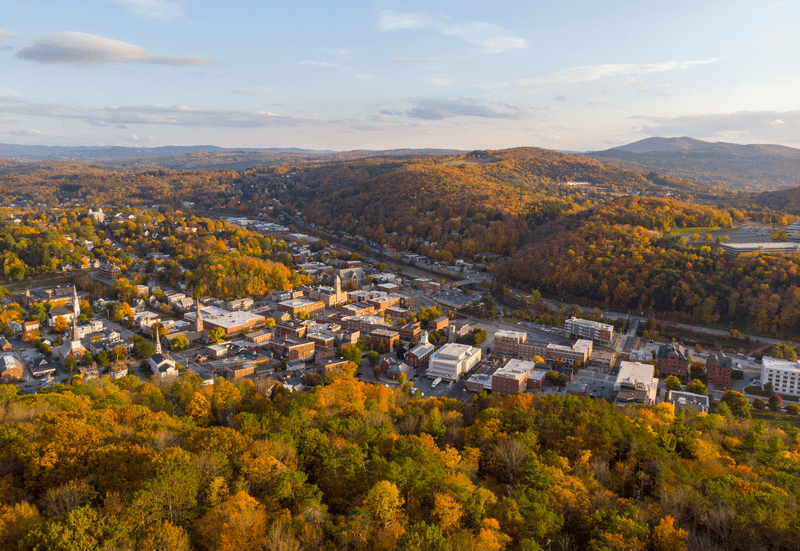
[185,306,265,337]
[564,317,614,344]
[270,337,315,362]
[428,316,450,332]
[544,340,593,366]
[761,356,800,396]
[277,298,325,318]
[337,314,392,334]
[368,329,400,350]
[0,354,23,383]
[400,322,421,343]
[706,351,734,386]
[492,359,534,396]
[493,330,548,361]
[614,361,658,406]
[405,338,435,368]
[657,343,690,382]
[99,262,122,280]
[427,343,482,381]
[306,276,348,307]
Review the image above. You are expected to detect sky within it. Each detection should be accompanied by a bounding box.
[0,0,798,151]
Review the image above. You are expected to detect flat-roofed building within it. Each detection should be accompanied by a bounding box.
[21,284,89,307]
[369,329,399,350]
[761,356,800,396]
[316,355,350,376]
[465,372,493,393]
[0,354,23,382]
[226,363,255,380]
[270,337,315,362]
[342,304,376,317]
[245,329,275,345]
[277,298,325,318]
[545,340,593,366]
[185,306,265,337]
[400,322,421,342]
[564,317,614,344]
[666,390,709,414]
[720,242,800,257]
[427,343,481,381]
[492,359,534,396]
[99,262,122,280]
[428,316,450,331]
[493,330,548,361]
[338,314,392,334]
[614,361,657,406]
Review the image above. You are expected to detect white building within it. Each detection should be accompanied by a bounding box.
[426,343,482,381]
[564,317,614,344]
[761,356,800,396]
[614,361,658,405]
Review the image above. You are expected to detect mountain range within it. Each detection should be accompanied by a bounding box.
[587,137,800,192]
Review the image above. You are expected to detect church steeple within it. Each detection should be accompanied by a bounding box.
[72,286,79,342]
[154,324,162,355]
[195,300,204,332]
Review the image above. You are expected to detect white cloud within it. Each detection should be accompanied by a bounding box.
[405,98,528,120]
[477,81,513,90]
[110,0,183,20]
[425,77,455,87]
[9,128,47,137]
[231,89,261,96]
[522,59,719,84]
[388,57,449,63]
[15,32,214,66]
[321,48,352,57]
[378,9,527,54]
[0,96,330,129]
[298,60,343,68]
[634,109,800,145]
[0,30,17,51]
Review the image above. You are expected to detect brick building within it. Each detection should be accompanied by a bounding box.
[706,351,733,386]
[657,343,690,382]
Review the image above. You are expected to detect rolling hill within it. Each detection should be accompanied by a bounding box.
[588,137,800,192]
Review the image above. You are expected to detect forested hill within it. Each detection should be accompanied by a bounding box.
[588,137,800,192]
[0,369,797,550]
[737,185,800,215]
[495,195,800,337]
[253,147,721,260]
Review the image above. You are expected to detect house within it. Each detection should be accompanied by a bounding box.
[0,337,10,352]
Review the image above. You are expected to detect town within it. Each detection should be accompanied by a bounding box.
[1,206,784,417]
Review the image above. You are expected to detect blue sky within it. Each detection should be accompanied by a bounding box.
[1,0,798,151]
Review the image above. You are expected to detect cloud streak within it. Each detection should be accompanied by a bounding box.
[634,109,800,144]
[388,57,449,63]
[0,96,383,131]
[404,98,528,120]
[0,30,17,51]
[110,0,183,20]
[231,89,261,96]
[378,9,527,54]
[15,32,214,66]
[523,59,719,84]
